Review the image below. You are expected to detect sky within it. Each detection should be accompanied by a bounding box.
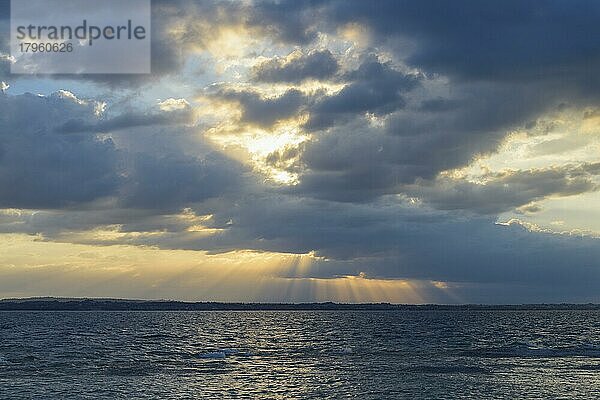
[0,0,599,303]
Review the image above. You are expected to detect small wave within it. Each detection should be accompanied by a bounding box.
[199,348,240,358]
[105,365,161,376]
[407,365,488,374]
[463,342,600,359]
[140,333,173,339]
[199,351,227,359]
[575,364,600,371]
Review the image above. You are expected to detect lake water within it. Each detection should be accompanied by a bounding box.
[1,310,599,398]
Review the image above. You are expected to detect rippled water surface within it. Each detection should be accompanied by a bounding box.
[1,310,600,398]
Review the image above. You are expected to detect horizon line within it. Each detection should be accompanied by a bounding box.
[1,297,599,309]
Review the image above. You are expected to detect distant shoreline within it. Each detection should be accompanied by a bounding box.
[1,298,599,311]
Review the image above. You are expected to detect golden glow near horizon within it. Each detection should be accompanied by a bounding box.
[0,233,453,303]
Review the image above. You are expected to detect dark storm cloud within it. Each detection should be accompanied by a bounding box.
[248,0,320,45]
[386,217,600,290]
[292,79,567,203]
[418,98,463,113]
[119,151,245,211]
[305,57,421,130]
[252,50,339,83]
[235,89,307,127]
[0,91,245,211]
[0,92,120,208]
[408,164,600,215]
[211,87,308,127]
[260,0,600,87]
[212,57,419,130]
